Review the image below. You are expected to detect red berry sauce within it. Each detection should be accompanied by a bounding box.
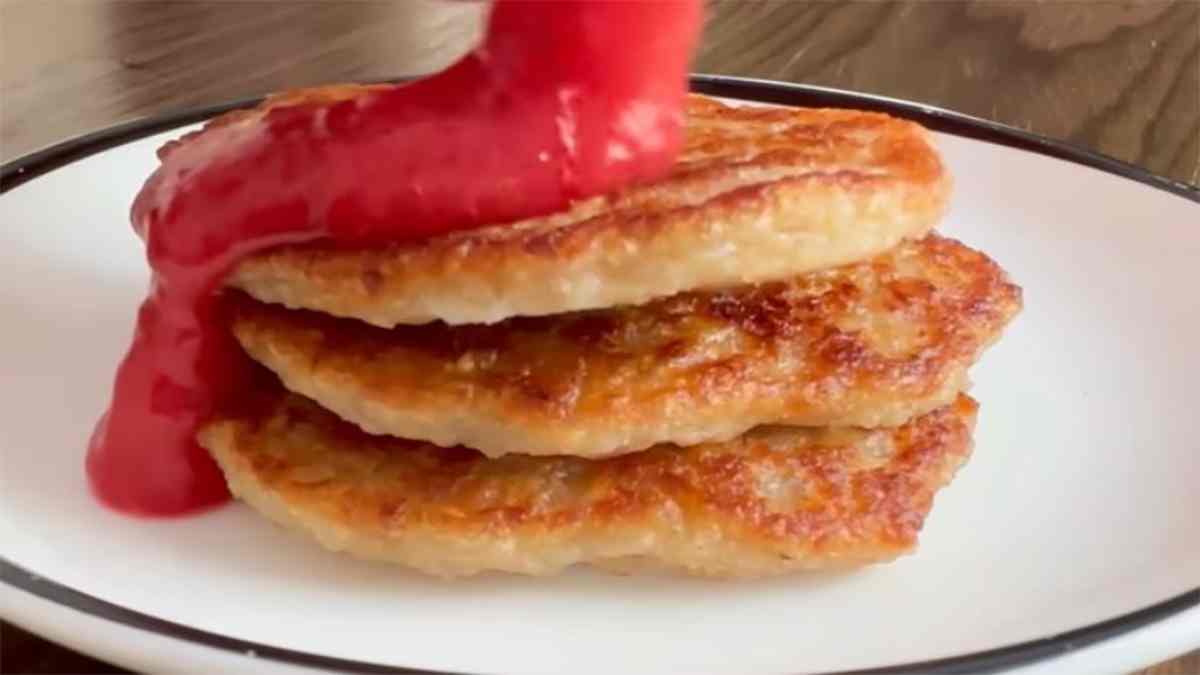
[87,0,702,515]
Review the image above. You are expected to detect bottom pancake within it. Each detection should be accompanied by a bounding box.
[199,390,978,578]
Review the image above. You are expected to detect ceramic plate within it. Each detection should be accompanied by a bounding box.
[1,76,1197,675]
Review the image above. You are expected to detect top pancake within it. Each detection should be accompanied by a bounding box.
[228,94,951,326]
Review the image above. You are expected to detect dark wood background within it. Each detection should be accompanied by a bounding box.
[0,1,1196,673]
[3,0,1198,187]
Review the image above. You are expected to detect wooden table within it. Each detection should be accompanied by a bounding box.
[0,1,1196,673]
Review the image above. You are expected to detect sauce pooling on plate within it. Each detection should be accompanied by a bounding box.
[88,0,702,515]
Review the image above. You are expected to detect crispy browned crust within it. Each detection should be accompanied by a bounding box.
[229,234,1020,458]
[200,390,978,578]
[227,93,952,326]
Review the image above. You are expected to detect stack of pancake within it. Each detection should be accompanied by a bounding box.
[199,95,1021,578]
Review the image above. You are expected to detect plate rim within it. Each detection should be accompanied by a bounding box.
[0,74,1197,675]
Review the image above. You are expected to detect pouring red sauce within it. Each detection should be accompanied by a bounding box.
[88,0,703,515]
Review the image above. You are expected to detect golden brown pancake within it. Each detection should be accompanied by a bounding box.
[200,389,978,578]
[227,94,951,326]
[229,234,1020,458]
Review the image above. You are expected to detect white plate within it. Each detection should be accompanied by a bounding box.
[1,77,1197,675]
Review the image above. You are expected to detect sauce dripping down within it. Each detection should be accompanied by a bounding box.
[88,0,702,515]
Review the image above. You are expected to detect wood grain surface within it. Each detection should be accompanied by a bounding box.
[2,0,1197,186]
[0,1,1197,674]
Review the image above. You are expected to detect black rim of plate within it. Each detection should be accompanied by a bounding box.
[1,74,1197,675]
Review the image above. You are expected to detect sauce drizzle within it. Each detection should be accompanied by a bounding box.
[88,0,702,515]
